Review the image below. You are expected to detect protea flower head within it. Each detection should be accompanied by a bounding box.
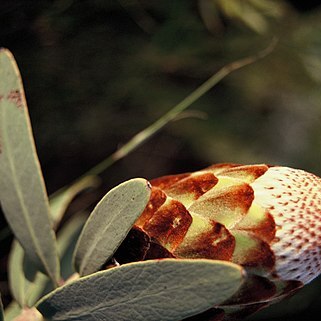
[114,164,321,319]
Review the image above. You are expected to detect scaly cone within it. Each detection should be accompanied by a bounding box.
[131,164,321,285]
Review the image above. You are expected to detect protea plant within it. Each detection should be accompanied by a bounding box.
[114,163,321,319]
[2,48,321,321]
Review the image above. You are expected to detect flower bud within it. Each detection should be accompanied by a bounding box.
[115,164,321,318]
[134,164,321,285]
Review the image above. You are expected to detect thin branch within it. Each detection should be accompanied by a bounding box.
[52,38,277,196]
[84,38,277,178]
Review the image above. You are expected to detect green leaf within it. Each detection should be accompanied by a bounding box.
[49,175,100,229]
[8,240,32,307]
[57,213,88,281]
[4,301,21,321]
[9,239,48,308]
[37,259,244,321]
[24,214,87,307]
[8,307,43,321]
[0,293,4,321]
[8,214,87,308]
[0,48,60,285]
[73,178,151,276]
[7,175,97,307]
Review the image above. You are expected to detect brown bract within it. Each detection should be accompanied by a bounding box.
[112,163,321,318]
[113,163,321,317]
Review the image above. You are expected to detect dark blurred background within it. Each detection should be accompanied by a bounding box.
[1,0,321,320]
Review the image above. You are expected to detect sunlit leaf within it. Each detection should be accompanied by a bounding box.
[9,307,42,321]
[8,214,87,308]
[57,213,87,280]
[73,178,151,276]
[26,212,85,307]
[25,214,86,307]
[4,301,21,321]
[0,49,60,284]
[8,240,33,307]
[37,259,244,321]
[8,240,51,308]
[7,174,96,306]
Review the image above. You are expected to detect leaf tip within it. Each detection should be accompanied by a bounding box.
[0,48,15,61]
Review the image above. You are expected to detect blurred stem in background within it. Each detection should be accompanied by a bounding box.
[83,38,277,179]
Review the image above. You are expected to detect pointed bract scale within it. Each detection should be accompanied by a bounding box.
[215,164,269,183]
[189,182,254,228]
[174,218,235,261]
[140,197,192,252]
[157,172,219,207]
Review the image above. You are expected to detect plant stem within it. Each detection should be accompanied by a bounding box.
[83,38,277,178]
[51,38,277,199]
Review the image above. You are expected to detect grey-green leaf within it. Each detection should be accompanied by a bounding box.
[57,213,88,281]
[37,259,244,321]
[8,240,31,307]
[0,48,60,284]
[4,301,21,321]
[8,214,87,308]
[73,178,151,276]
[7,175,97,307]
[24,214,87,307]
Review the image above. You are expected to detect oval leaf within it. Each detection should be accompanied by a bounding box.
[0,49,60,284]
[73,178,151,276]
[37,259,244,321]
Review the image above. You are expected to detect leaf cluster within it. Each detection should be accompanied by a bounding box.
[0,48,247,321]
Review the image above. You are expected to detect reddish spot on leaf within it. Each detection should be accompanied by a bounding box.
[7,90,23,108]
[141,199,192,251]
[175,221,235,261]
